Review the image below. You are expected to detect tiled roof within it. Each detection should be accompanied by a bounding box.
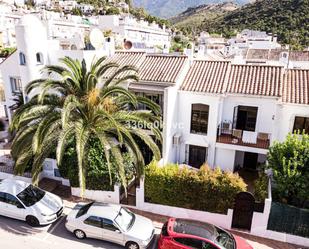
[289,51,309,61]
[102,52,188,84]
[102,51,145,79]
[283,69,309,105]
[246,49,270,60]
[139,54,188,83]
[226,65,283,97]
[181,60,230,93]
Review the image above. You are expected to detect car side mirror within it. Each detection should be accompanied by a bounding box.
[115,230,121,234]
[17,204,24,209]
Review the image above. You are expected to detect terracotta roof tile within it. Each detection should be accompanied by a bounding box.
[139,55,188,83]
[102,51,146,79]
[283,69,309,105]
[103,52,188,83]
[181,60,230,93]
[226,65,283,97]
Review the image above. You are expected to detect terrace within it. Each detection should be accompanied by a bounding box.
[217,126,270,149]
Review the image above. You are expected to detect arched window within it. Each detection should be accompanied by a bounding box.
[191,104,209,135]
[36,52,44,64]
[19,52,26,65]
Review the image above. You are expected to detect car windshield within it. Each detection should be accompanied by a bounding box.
[17,185,45,207]
[76,202,94,218]
[114,207,135,231]
[214,227,235,249]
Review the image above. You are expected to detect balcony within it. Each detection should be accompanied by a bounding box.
[217,127,270,149]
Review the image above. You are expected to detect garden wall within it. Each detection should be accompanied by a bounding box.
[136,178,234,229]
[71,185,120,204]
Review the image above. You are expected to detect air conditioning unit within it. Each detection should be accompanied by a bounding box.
[173,133,181,146]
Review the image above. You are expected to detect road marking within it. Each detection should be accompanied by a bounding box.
[42,216,65,241]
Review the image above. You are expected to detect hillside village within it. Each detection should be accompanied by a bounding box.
[0,0,308,249]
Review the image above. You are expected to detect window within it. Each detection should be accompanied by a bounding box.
[103,218,118,231]
[5,193,21,207]
[188,145,207,169]
[36,52,43,64]
[0,192,6,203]
[234,106,258,131]
[19,52,26,65]
[84,216,102,228]
[174,237,218,249]
[190,104,209,134]
[293,117,309,134]
[17,185,45,207]
[76,202,94,218]
[10,77,22,93]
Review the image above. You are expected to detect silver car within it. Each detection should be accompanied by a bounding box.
[65,202,155,249]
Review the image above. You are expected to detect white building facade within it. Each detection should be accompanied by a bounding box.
[98,15,170,51]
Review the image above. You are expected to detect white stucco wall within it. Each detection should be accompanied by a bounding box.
[163,86,179,164]
[175,91,221,166]
[276,103,309,142]
[214,148,235,171]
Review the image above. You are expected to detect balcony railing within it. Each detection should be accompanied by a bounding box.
[217,127,270,149]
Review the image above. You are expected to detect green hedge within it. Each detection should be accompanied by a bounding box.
[58,138,134,191]
[145,162,247,214]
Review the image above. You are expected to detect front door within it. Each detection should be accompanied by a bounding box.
[232,192,255,230]
[188,145,207,169]
[243,152,258,170]
[102,219,124,245]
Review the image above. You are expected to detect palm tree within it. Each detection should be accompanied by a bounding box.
[10,56,162,191]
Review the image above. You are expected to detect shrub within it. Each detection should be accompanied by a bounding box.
[267,133,309,207]
[254,172,269,202]
[145,162,247,214]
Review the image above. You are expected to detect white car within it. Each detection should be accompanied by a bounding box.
[65,202,155,249]
[0,178,63,226]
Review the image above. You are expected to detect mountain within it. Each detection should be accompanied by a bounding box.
[170,2,239,33]
[132,0,253,18]
[204,0,309,49]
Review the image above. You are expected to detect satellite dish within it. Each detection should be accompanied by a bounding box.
[124,40,133,50]
[89,28,104,50]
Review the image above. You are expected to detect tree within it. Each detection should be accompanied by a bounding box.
[9,92,24,112]
[10,57,162,192]
[72,7,82,16]
[267,133,309,207]
[105,6,120,15]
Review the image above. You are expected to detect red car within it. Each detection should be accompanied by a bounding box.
[158,218,253,249]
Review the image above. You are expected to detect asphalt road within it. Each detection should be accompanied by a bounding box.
[0,214,159,249]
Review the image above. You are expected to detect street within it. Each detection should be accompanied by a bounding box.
[0,214,158,249]
[0,202,303,249]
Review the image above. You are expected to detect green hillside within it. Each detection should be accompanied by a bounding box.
[170,2,238,34]
[203,0,309,49]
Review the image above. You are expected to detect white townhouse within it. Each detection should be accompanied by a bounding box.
[0,14,113,120]
[163,61,309,173]
[100,51,189,164]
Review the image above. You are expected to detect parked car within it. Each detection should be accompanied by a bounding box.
[0,178,63,226]
[158,218,253,249]
[65,202,155,249]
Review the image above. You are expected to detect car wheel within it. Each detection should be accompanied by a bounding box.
[74,229,86,239]
[26,216,40,227]
[126,242,139,249]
